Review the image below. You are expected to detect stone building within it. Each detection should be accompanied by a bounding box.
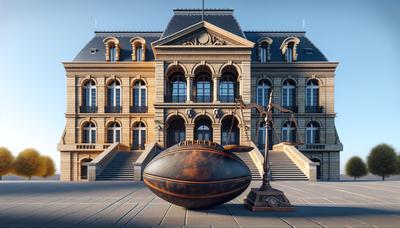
[58,9,343,181]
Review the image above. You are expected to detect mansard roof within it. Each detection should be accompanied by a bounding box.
[162,9,245,38]
[73,31,162,61]
[244,31,328,61]
[72,9,328,62]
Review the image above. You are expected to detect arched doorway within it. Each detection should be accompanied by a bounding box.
[311,158,322,180]
[167,116,186,147]
[258,121,273,150]
[80,158,93,180]
[221,115,240,145]
[194,116,213,141]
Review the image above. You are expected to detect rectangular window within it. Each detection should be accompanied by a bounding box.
[107,88,113,106]
[91,130,96,143]
[107,130,113,143]
[116,88,121,107]
[141,88,146,106]
[116,130,120,143]
[141,130,146,146]
[133,130,139,146]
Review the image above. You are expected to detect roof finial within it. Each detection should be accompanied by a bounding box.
[202,0,205,21]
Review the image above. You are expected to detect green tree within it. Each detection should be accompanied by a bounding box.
[0,147,14,180]
[13,148,41,180]
[395,155,400,175]
[367,144,397,181]
[345,156,367,180]
[37,156,56,179]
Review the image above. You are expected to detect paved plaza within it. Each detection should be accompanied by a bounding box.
[0,181,399,227]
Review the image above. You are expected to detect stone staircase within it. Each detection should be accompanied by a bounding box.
[269,151,308,181]
[96,151,141,181]
[233,152,262,180]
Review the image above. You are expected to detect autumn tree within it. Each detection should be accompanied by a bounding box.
[37,155,56,179]
[367,144,397,181]
[345,156,367,180]
[0,147,14,180]
[13,148,41,180]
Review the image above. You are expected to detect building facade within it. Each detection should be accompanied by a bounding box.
[58,9,343,181]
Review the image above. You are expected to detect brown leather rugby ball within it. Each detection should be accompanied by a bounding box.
[143,140,252,209]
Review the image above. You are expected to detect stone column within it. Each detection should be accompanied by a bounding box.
[121,78,130,114]
[298,77,306,113]
[98,78,105,113]
[212,123,221,144]
[186,74,193,102]
[185,123,194,141]
[213,74,220,103]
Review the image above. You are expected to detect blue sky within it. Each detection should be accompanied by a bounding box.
[0,0,399,173]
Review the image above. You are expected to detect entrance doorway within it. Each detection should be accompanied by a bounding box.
[80,158,93,180]
[167,116,186,147]
[194,116,213,141]
[311,158,322,180]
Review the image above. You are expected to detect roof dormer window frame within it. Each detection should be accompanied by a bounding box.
[130,37,146,62]
[103,37,120,62]
[280,37,300,62]
[257,37,273,62]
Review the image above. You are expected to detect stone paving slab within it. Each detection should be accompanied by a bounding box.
[0,181,399,227]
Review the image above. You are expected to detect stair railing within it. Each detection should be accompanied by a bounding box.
[273,143,318,182]
[248,141,264,178]
[87,142,121,181]
[133,142,163,181]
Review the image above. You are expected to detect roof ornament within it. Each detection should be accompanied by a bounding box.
[202,0,205,21]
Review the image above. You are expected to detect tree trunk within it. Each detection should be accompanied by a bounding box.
[382,175,385,181]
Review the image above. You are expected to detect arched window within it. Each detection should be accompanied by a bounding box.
[221,116,239,145]
[132,80,147,113]
[257,79,271,106]
[103,37,120,62]
[169,74,186,102]
[167,116,186,147]
[306,80,321,113]
[83,122,96,143]
[106,80,121,113]
[280,37,300,62]
[195,73,212,102]
[306,121,320,144]
[132,122,146,150]
[194,116,213,141]
[130,37,146,62]
[282,79,296,112]
[258,37,273,62]
[219,74,236,103]
[81,80,97,113]
[282,121,296,143]
[107,122,121,143]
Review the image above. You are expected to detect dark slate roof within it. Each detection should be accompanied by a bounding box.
[72,9,328,62]
[73,32,162,61]
[162,9,245,38]
[244,31,328,61]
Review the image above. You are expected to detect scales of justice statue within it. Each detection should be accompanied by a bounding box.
[237,90,296,211]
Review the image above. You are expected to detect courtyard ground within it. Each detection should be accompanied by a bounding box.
[0,181,399,227]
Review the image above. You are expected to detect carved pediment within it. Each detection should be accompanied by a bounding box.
[182,31,228,46]
[151,21,254,55]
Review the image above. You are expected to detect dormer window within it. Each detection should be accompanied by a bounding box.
[130,37,146,62]
[103,37,120,62]
[257,37,273,62]
[280,37,300,62]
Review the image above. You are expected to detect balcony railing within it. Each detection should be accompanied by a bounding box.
[80,106,98,113]
[192,95,212,103]
[105,106,122,113]
[165,95,186,103]
[219,95,236,103]
[132,144,146,150]
[305,144,326,150]
[283,105,298,113]
[130,106,148,113]
[305,106,324,113]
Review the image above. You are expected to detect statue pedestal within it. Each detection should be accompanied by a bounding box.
[244,187,295,212]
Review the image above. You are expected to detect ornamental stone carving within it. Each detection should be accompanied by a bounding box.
[183,32,226,46]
